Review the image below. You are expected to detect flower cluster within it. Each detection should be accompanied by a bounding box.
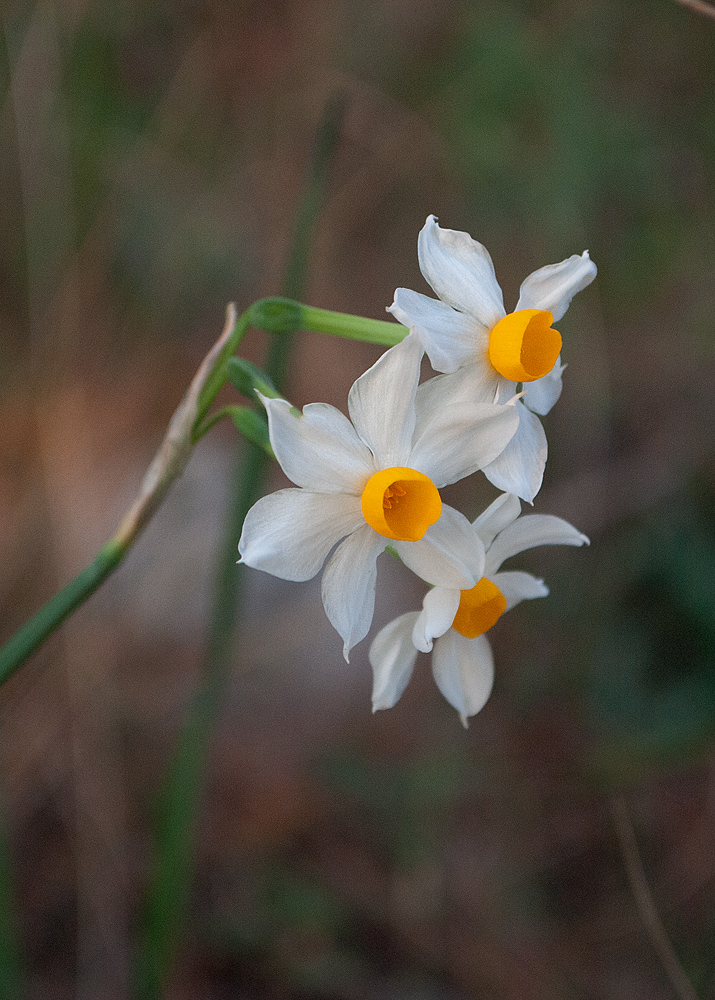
[238,216,595,724]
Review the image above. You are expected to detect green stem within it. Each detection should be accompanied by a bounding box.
[133,443,264,999]
[133,93,346,999]
[0,539,125,686]
[0,801,23,998]
[265,91,348,390]
[249,296,405,347]
[302,303,405,346]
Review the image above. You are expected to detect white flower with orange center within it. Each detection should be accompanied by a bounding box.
[238,333,520,659]
[369,493,589,725]
[389,215,597,502]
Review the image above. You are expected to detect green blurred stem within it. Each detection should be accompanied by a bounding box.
[134,443,265,999]
[0,802,24,997]
[265,90,347,389]
[133,94,347,999]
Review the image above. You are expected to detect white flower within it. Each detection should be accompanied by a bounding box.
[369,492,589,725]
[238,333,520,660]
[389,216,597,502]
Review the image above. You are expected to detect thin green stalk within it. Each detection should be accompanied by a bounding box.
[0,803,23,999]
[0,539,125,686]
[133,93,346,999]
[133,443,264,999]
[265,91,348,390]
[301,303,405,346]
[250,296,405,347]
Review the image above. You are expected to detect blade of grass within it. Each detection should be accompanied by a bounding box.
[0,802,22,999]
[610,795,699,1000]
[133,92,348,999]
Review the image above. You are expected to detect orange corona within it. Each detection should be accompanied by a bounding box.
[451,578,507,639]
[361,467,442,541]
[488,309,561,383]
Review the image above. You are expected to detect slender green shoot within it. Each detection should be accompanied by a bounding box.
[132,92,347,999]
[0,803,23,999]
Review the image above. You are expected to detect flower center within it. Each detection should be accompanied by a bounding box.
[451,577,507,639]
[361,466,442,541]
[487,308,562,383]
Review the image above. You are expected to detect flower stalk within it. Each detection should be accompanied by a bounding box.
[249,296,405,347]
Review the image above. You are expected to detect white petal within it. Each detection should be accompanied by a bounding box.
[417,216,506,329]
[321,524,387,660]
[238,490,364,581]
[521,360,564,416]
[394,505,485,589]
[412,586,460,653]
[495,376,518,405]
[388,288,479,374]
[347,332,422,468]
[472,493,521,548]
[409,370,519,488]
[482,402,547,503]
[369,612,420,711]
[490,570,548,611]
[263,397,374,493]
[431,631,494,726]
[515,251,597,322]
[414,362,498,414]
[485,514,590,574]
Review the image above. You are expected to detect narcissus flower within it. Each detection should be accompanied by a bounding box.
[389,216,597,502]
[238,333,520,659]
[369,492,589,725]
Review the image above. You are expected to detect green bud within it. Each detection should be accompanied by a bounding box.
[228,406,274,457]
[249,297,304,334]
[226,358,281,400]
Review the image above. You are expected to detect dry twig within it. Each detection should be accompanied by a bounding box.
[610,795,699,1000]
[675,0,715,21]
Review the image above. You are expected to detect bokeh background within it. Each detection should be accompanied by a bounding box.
[2,0,715,997]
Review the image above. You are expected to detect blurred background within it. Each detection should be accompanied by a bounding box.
[2,0,715,997]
